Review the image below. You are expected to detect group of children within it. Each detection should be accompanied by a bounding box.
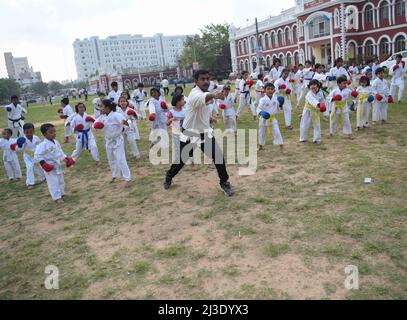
[1,55,405,202]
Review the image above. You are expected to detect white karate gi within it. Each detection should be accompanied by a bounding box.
[237,79,256,117]
[274,77,293,127]
[219,94,237,133]
[390,62,406,102]
[19,135,45,186]
[149,98,169,148]
[132,89,148,120]
[355,86,373,128]
[297,67,315,107]
[70,113,100,162]
[108,90,123,104]
[92,98,103,119]
[327,66,350,91]
[371,78,390,122]
[257,94,283,146]
[349,66,359,87]
[300,91,323,143]
[327,88,353,135]
[0,138,22,180]
[169,108,187,164]
[34,139,67,200]
[269,66,285,83]
[255,79,265,107]
[4,103,27,138]
[362,66,375,80]
[116,107,140,158]
[97,112,132,182]
[63,105,74,138]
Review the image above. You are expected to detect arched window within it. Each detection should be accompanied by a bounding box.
[298,21,304,37]
[243,40,248,54]
[277,30,283,47]
[380,1,389,20]
[346,7,358,30]
[279,53,285,65]
[379,38,391,58]
[308,15,330,39]
[239,60,244,72]
[395,35,406,52]
[294,52,300,65]
[285,28,291,44]
[266,56,271,68]
[267,33,272,49]
[365,5,374,24]
[251,37,256,53]
[252,57,257,70]
[286,53,292,66]
[270,32,275,48]
[245,60,249,71]
[365,40,375,58]
[395,0,406,16]
[334,9,340,28]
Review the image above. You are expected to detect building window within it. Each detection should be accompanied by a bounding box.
[365,5,374,23]
[395,35,406,52]
[380,2,390,20]
[365,40,375,57]
[379,38,390,56]
[395,0,406,16]
[285,28,291,44]
[334,9,340,28]
[308,16,330,39]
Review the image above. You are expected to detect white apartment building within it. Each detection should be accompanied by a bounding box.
[4,52,42,87]
[73,33,187,80]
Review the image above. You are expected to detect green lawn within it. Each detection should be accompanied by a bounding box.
[0,83,406,300]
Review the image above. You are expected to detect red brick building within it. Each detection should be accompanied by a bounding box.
[229,0,407,73]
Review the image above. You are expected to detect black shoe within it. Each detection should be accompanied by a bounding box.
[220,182,235,197]
[163,177,172,190]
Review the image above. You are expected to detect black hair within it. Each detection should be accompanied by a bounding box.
[375,67,385,75]
[395,54,402,59]
[98,92,106,97]
[118,96,129,107]
[111,81,118,87]
[10,95,19,100]
[216,77,223,82]
[40,123,55,135]
[335,57,344,65]
[137,83,144,88]
[308,79,321,89]
[337,76,348,84]
[298,64,304,67]
[305,60,312,65]
[61,97,69,105]
[315,63,322,69]
[75,102,86,113]
[23,123,35,131]
[264,83,275,90]
[174,86,184,94]
[101,99,117,112]
[281,68,290,75]
[122,90,131,100]
[241,71,249,76]
[3,128,13,135]
[257,73,264,80]
[193,70,210,81]
[150,87,160,95]
[366,59,374,64]
[171,93,184,107]
[359,76,370,86]
[273,58,281,65]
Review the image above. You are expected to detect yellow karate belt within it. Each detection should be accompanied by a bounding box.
[24,149,35,158]
[330,100,346,126]
[260,113,276,139]
[357,93,369,122]
[305,102,322,126]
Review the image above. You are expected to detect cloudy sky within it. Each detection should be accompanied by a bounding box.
[0,0,295,82]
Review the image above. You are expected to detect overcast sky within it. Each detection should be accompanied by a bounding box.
[0,0,295,82]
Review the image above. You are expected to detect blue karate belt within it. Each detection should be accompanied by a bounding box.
[242,91,252,104]
[81,129,90,149]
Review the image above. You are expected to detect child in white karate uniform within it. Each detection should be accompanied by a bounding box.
[349,61,359,88]
[327,76,353,137]
[372,67,391,124]
[257,83,284,151]
[300,80,326,144]
[296,60,314,109]
[60,98,74,144]
[92,92,106,119]
[0,128,22,182]
[274,69,294,129]
[70,103,100,163]
[94,100,132,185]
[390,54,406,104]
[117,97,141,159]
[268,58,285,83]
[3,95,27,138]
[148,87,169,148]
[108,81,122,104]
[17,123,45,188]
[354,76,374,130]
[294,64,304,101]
[237,71,257,120]
[218,85,237,134]
[254,74,265,108]
[34,124,75,203]
[132,83,148,120]
[327,58,350,91]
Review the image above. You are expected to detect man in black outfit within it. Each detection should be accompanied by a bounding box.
[163,70,235,197]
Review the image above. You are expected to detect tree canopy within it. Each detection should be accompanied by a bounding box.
[0,78,21,102]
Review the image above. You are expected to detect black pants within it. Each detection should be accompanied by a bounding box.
[164,87,169,96]
[166,134,229,185]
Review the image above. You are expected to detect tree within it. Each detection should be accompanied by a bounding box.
[179,23,232,74]
[0,78,21,102]
[31,82,49,96]
[48,81,64,93]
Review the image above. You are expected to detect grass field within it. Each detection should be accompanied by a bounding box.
[0,83,406,300]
